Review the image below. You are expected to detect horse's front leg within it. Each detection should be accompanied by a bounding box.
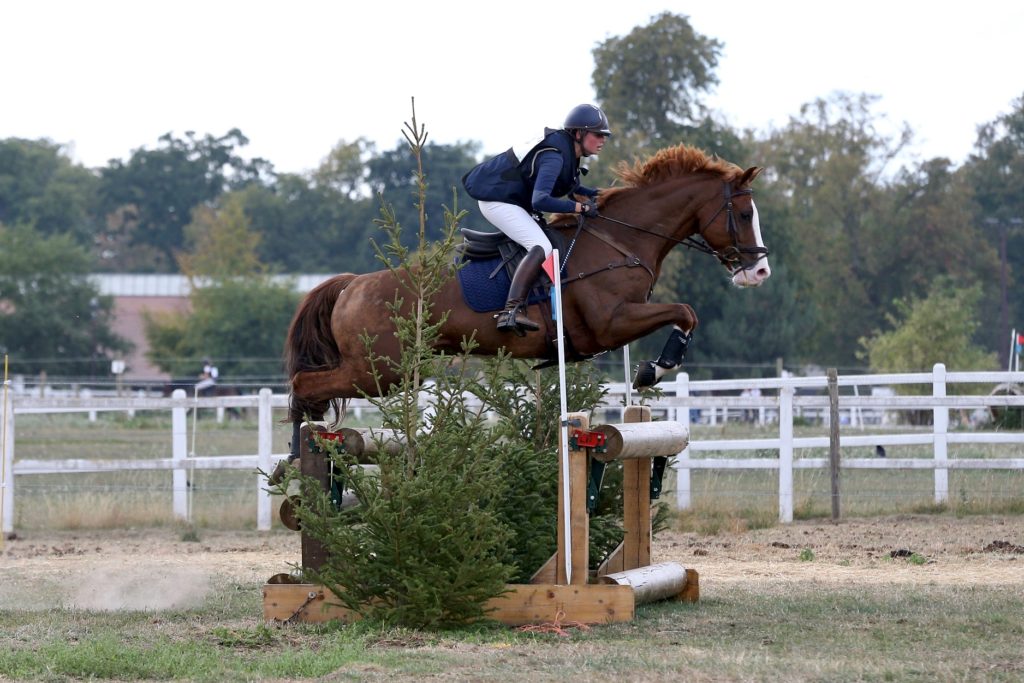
[583,301,698,390]
[632,325,693,389]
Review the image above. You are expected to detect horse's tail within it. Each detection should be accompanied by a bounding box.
[284,273,358,423]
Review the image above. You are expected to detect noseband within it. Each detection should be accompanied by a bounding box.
[593,181,770,273]
[695,182,770,273]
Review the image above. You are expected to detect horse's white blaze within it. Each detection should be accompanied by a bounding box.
[731,200,772,287]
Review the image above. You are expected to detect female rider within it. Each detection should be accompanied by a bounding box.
[462,103,611,335]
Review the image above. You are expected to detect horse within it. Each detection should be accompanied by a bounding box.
[160,380,243,399]
[161,380,246,419]
[284,144,771,441]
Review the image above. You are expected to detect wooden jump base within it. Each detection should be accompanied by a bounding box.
[263,406,698,626]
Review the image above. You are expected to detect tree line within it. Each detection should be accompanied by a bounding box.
[1,12,1021,380]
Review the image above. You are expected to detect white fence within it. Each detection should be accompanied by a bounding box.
[2,364,1023,532]
[2,388,285,534]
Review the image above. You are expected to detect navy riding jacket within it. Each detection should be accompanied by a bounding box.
[462,128,597,214]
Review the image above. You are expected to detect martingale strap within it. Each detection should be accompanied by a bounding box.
[559,225,656,289]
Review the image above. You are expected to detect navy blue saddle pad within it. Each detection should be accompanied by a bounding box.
[457,256,549,313]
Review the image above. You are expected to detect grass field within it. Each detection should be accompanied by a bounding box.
[2,585,1022,681]
[1,520,1022,682]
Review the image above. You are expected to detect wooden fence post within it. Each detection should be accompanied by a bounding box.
[556,411,590,585]
[620,405,652,570]
[827,368,841,522]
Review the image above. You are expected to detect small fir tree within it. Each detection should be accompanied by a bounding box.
[283,102,515,628]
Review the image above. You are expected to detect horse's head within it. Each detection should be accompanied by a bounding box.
[604,146,772,288]
[692,166,771,288]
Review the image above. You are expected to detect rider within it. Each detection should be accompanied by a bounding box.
[462,103,611,335]
[195,357,219,396]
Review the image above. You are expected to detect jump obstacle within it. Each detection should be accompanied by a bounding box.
[262,405,699,626]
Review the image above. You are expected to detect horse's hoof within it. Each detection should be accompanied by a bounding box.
[267,459,294,486]
[267,572,302,584]
[279,496,301,531]
[632,360,659,390]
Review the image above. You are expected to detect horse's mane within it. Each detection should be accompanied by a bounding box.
[545,145,744,225]
[600,144,743,203]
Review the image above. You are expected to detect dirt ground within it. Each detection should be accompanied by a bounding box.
[1,515,1022,612]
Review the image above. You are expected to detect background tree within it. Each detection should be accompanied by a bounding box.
[240,174,379,274]
[98,129,272,271]
[755,92,914,367]
[311,137,376,199]
[0,138,100,245]
[178,193,266,277]
[143,194,298,380]
[0,224,130,377]
[366,139,482,249]
[860,279,997,377]
[962,92,1024,363]
[592,12,722,152]
[144,280,298,381]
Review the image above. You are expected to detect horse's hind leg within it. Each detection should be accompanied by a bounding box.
[271,367,365,486]
[292,361,390,407]
[634,326,693,389]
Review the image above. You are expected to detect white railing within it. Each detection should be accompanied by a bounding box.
[2,388,285,534]
[2,364,1023,532]
[635,364,1024,521]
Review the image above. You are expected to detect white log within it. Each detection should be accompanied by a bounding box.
[598,562,689,604]
[592,421,689,461]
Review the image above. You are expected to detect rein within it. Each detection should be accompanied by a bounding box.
[591,182,769,273]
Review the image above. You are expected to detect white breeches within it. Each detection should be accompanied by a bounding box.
[478,201,552,256]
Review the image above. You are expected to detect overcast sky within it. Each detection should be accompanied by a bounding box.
[3,1,1022,174]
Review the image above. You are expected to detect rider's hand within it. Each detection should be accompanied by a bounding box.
[581,201,599,218]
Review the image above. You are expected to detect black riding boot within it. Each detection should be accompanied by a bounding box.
[496,245,546,336]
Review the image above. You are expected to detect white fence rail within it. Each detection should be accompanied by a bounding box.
[2,364,1023,532]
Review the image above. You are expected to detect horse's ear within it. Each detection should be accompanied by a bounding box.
[740,166,763,186]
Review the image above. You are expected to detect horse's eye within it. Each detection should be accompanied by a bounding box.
[740,212,753,222]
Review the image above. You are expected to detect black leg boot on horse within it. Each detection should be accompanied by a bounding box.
[495,245,546,336]
[634,326,694,389]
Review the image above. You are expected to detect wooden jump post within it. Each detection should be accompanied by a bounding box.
[264,409,698,626]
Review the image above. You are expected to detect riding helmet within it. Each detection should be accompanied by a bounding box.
[563,104,612,136]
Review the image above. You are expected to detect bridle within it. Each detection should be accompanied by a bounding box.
[591,181,770,274]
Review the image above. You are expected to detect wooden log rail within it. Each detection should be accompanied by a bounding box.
[591,420,690,462]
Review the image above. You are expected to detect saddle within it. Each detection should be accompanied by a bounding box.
[455,224,597,368]
[455,226,568,284]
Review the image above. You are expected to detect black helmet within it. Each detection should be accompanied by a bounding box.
[564,104,612,136]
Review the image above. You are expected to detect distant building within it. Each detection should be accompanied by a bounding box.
[92,274,333,382]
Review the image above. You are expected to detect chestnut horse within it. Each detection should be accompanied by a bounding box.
[285,144,770,432]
